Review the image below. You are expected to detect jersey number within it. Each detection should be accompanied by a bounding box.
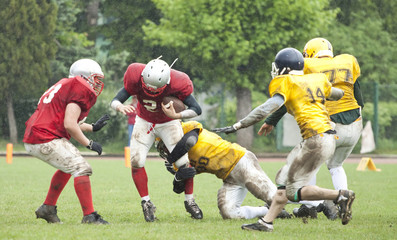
[38,84,62,105]
[322,68,352,84]
[306,87,325,104]
[142,99,157,112]
[191,156,209,173]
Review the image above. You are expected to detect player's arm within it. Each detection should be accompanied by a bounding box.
[180,95,202,118]
[64,103,102,155]
[167,129,199,164]
[79,114,110,132]
[110,88,136,115]
[212,94,285,134]
[354,80,364,109]
[327,87,344,101]
[258,105,288,136]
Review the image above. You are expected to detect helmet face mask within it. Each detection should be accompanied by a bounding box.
[303,38,333,58]
[271,48,304,79]
[69,59,104,96]
[141,57,171,97]
[155,138,169,159]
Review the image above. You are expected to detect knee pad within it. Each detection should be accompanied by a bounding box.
[73,162,92,177]
[130,149,145,168]
[286,186,301,202]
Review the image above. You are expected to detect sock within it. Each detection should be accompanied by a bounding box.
[141,196,150,202]
[240,206,268,219]
[132,167,149,197]
[43,170,71,206]
[329,166,348,190]
[74,176,94,216]
[185,194,194,201]
[184,177,193,195]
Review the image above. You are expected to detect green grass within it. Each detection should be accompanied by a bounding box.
[1,157,397,240]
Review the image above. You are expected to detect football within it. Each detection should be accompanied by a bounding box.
[162,96,186,113]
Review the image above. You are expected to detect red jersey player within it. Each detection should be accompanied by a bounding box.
[110,56,203,222]
[23,59,110,224]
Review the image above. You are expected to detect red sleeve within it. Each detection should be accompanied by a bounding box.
[124,63,146,95]
[166,69,194,101]
[68,77,97,114]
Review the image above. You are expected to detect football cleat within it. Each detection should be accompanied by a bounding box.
[141,200,157,222]
[293,204,317,219]
[184,199,203,219]
[317,200,339,220]
[241,217,273,232]
[277,208,292,219]
[81,211,109,224]
[335,190,355,225]
[35,204,62,223]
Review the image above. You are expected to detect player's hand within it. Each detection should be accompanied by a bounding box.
[92,114,110,132]
[258,123,274,136]
[211,125,237,134]
[173,178,185,194]
[86,140,102,155]
[117,104,136,115]
[161,102,180,119]
[175,166,196,181]
[165,160,176,175]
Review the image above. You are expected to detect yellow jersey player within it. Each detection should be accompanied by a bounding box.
[262,38,363,220]
[213,48,355,232]
[156,120,292,219]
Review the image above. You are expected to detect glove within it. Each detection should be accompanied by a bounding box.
[165,160,176,175]
[86,140,102,155]
[211,125,237,134]
[173,178,185,194]
[172,166,196,194]
[175,166,196,181]
[92,114,110,132]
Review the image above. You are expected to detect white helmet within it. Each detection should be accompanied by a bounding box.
[141,57,171,97]
[69,59,104,96]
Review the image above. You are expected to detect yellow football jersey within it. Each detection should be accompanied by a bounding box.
[304,54,361,115]
[181,121,246,180]
[269,74,333,139]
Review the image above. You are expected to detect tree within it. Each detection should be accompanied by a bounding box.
[100,0,176,64]
[0,0,57,143]
[142,0,335,148]
[50,0,97,86]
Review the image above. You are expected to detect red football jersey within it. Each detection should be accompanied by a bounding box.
[23,77,97,144]
[123,63,193,124]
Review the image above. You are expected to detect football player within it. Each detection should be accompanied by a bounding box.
[110,56,203,222]
[24,59,110,224]
[213,48,355,232]
[156,120,292,219]
[261,38,363,220]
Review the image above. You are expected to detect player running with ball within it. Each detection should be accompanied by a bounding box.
[110,56,203,222]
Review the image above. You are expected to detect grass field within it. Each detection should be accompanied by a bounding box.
[1,157,397,240]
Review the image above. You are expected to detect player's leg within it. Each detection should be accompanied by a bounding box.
[130,117,156,222]
[288,134,355,225]
[239,151,277,204]
[156,120,202,218]
[329,120,363,190]
[25,138,108,224]
[183,177,203,219]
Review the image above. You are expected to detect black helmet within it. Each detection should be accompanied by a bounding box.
[271,48,304,78]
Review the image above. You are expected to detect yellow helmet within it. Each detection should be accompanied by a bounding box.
[303,38,333,58]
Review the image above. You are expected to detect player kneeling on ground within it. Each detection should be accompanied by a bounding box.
[157,120,291,220]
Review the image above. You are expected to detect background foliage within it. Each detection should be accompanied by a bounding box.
[0,0,396,154]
